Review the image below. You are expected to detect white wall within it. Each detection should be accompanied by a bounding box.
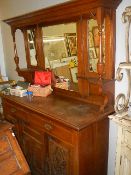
[0,0,131,174]
[108,0,131,175]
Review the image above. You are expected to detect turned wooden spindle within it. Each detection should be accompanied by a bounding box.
[12,29,20,71]
[96,7,105,79]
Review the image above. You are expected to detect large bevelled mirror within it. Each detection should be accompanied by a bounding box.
[88,19,105,72]
[42,23,78,91]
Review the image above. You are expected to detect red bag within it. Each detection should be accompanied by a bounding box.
[34,71,51,86]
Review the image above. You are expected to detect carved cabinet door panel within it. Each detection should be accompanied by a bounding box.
[21,124,44,175]
[44,134,73,175]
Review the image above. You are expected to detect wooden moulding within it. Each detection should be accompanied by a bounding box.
[4,0,122,28]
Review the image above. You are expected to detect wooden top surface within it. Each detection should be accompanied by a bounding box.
[2,94,113,130]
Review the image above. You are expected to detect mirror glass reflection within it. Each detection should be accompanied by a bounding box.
[15,29,27,68]
[42,23,78,91]
[27,29,37,66]
[88,19,105,72]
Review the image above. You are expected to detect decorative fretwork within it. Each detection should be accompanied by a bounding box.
[115,6,131,113]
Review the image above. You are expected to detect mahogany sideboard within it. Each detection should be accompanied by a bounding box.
[2,94,113,175]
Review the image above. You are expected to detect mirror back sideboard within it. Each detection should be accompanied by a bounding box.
[3,0,122,108]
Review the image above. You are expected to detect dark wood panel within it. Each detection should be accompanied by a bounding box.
[44,134,73,175]
[79,118,109,175]
[22,129,44,175]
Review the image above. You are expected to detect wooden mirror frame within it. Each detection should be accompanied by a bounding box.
[3,0,122,108]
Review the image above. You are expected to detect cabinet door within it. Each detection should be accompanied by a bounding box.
[120,146,131,175]
[44,133,73,175]
[21,123,44,175]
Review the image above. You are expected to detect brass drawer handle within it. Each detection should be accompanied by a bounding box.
[44,123,53,131]
[11,108,16,113]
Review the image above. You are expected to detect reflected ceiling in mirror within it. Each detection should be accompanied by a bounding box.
[42,23,78,91]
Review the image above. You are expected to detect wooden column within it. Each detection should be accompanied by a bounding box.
[35,25,45,69]
[77,17,89,97]
[96,7,105,80]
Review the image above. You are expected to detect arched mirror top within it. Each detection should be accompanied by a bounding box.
[12,26,38,71]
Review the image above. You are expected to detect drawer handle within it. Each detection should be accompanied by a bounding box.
[44,123,53,131]
[11,108,16,113]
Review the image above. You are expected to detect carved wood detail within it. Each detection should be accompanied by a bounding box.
[45,135,70,175]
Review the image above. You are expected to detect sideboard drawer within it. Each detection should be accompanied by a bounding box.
[27,112,74,145]
[3,101,28,121]
[43,119,74,144]
[3,100,75,145]
[3,101,17,116]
